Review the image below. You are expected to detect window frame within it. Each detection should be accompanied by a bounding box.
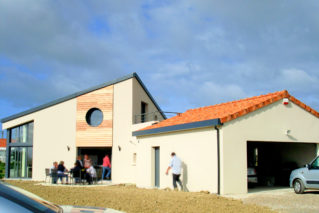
[9,122,33,145]
[310,157,319,170]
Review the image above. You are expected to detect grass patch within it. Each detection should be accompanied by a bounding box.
[0,162,5,179]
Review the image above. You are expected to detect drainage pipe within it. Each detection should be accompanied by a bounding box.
[215,126,220,195]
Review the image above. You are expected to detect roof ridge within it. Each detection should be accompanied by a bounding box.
[186,90,287,112]
[134,89,319,135]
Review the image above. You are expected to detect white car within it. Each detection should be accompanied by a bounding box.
[290,156,319,194]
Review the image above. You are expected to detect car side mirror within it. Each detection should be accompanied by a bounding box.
[305,164,310,169]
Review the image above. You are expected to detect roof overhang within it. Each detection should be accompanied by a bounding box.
[133,118,221,137]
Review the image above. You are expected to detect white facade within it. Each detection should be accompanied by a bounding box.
[2,74,164,182]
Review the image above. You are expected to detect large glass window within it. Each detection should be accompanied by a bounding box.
[9,123,33,144]
[10,127,19,143]
[8,122,33,178]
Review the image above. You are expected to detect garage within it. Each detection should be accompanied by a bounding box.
[134,90,319,194]
[247,141,317,189]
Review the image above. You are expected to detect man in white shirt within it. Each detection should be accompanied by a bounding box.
[166,152,183,190]
[86,164,97,184]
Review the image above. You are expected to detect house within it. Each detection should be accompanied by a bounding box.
[1,73,165,181]
[0,139,6,163]
[133,90,319,194]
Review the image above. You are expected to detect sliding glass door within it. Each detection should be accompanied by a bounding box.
[7,122,33,179]
[9,147,32,178]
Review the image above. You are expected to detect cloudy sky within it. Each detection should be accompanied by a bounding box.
[1,0,319,131]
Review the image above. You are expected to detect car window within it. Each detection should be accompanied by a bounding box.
[0,196,33,213]
[310,157,319,169]
[0,182,61,212]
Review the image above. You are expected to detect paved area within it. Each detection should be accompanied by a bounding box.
[224,187,319,213]
[39,180,115,187]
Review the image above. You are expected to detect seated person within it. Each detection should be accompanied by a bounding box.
[86,164,97,185]
[51,161,58,184]
[70,161,82,183]
[57,161,69,184]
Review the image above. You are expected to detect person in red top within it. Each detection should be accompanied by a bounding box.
[102,154,111,180]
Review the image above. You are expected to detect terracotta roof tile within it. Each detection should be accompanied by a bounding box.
[139,90,319,132]
[0,139,6,148]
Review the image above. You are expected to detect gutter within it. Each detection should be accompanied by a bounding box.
[215,126,221,195]
[133,119,221,137]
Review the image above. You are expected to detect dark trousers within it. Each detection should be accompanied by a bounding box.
[86,173,93,184]
[173,174,183,189]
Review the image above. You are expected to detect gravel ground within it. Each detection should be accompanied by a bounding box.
[3,180,275,213]
[225,187,319,213]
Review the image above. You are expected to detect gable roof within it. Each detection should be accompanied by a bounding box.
[133,90,319,136]
[0,139,6,148]
[1,73,166,123]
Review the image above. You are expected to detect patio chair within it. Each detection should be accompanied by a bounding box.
[51,169,58,184]
[45,168,51,183]
[80,168,86,184]
[71,169,81,184]
[92,176,98,185]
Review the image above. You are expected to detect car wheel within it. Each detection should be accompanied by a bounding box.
[293,179,305,194]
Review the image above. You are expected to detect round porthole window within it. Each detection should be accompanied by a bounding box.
[86,108,103,127]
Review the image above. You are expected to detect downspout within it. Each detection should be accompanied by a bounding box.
[215,126,220,195]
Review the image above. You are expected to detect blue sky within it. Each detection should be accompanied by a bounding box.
[1,0,319,133]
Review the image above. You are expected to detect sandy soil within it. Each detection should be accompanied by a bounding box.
[3,180,276,213]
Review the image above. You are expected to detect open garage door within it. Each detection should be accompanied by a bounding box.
[247,141,317,189]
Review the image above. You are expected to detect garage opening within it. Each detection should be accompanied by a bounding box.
[247,141,317,191]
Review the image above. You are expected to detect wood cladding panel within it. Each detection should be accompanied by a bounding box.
[76,85,113,147]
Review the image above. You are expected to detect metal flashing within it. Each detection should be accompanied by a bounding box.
[1,73,165,123]
[132,118,221,137]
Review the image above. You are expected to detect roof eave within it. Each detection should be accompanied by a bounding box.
[1,73,139,123]
[133,73,167,119]
[132,118,221,137]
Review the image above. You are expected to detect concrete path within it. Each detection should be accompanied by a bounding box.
[223,187,319,213]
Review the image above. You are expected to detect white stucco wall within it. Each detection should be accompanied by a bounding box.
[221,100,319,194]
[2,99,77,180]
[112,78,165,184]
[136,127,218,193]
[112,79,135,183]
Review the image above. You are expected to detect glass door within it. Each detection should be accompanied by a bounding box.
[9,147,32,178]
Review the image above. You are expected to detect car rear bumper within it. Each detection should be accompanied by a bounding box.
[248,176,258,183]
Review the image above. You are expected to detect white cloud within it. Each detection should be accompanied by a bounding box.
[1,0,319,120]
[280,69,318,87]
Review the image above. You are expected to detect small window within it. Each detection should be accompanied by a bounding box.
[86,108,103,127]
[132,153,137,165]
[141,102,148,123]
